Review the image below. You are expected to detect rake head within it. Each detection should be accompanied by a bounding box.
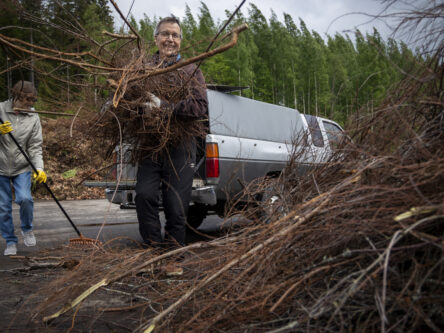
[69,235,102,247]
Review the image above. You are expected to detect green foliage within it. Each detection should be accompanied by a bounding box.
[0,1,420,124]
[0,0,114,104]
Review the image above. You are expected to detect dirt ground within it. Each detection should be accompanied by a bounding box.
[0,227,219,332]
[0,118,144,331]
[35,117,111,202]
[1,247,137,332]
[1,248,161,332]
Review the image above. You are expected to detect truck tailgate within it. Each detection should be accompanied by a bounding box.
[83,180,136,189]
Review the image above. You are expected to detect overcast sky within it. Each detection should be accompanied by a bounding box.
[111,0,407,41]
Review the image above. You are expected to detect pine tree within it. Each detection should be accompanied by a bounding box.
[247,4,273,102]
[196,2,220,83]
[326,33,357,122]
[180,5,198,58]
[217,10,257,95]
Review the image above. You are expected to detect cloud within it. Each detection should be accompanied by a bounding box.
[111,0,396,40]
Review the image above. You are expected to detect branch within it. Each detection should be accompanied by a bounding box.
[42,242,209,323]
[0,34,119,72]
[102,31,137,40]
[137,193,331,332]
[0,33,112,66]
[13,107,75,117]
[127,24,249,84]
[109,0,142,50]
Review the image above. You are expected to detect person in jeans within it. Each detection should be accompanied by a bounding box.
[135,16,208,253]
[0,81,47,256]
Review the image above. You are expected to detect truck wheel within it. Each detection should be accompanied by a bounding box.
[187,203,208,229]
[260,183,286,223]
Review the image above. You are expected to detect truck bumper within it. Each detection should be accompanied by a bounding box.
[104,186,216,207]
[105,188,136,208]
[86,181,217,207]
[191,186,217,206]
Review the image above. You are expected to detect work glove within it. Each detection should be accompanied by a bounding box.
[33,169,47,183]
[145,92,161,109]
[0,121,13,135]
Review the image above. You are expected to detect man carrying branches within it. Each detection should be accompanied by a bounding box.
[135,16,208,252]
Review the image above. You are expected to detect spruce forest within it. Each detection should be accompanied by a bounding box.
[0,0,420,126]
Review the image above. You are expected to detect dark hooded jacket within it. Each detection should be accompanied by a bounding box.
[150,52,208,120]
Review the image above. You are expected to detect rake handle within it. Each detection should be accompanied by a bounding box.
[0,116,82,237]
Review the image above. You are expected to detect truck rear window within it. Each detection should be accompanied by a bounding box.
[322,121,344,148]
[304,114,324,147]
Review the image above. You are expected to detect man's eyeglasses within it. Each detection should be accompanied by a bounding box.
[157,31,181,40]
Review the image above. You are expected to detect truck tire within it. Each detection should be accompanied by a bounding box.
[186,203,208,229]
[260,183,286,223]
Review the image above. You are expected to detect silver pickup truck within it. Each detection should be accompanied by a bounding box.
[85,85,344,228]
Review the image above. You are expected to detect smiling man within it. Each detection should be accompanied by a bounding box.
[154,17,182,59]
[135,16,208,261]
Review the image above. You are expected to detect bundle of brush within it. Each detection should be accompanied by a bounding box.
[27,60,443,332]
[94,47,208,161]
[223,60,443,332]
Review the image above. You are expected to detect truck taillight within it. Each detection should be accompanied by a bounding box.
[205,143,219,178]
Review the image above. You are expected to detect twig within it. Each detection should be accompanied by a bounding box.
[102,31,137,39]
[0,33,118,72]
[137,193,331,332]
[74,163,116,186]
[185,0,247,82]
[13,107,75,117]
[267,320,300,333]
[42,242,209,323]
[127,24,248,83]
[0,32,111,66]
[70,105,82,137]
[109,0,142,50]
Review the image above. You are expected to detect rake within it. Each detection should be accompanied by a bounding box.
[1,117,100,246]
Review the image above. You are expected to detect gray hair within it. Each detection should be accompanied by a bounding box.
[154,15,182,38]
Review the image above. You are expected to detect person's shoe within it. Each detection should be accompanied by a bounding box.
[4,243,17,256]
[162,263,183,277]
[22,230,36,247]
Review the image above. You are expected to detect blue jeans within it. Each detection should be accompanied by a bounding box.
[0,172,33,244]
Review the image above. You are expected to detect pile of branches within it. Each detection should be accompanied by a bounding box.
[23,39,443,332]
[94,46,208,160]
[91,20,248,160]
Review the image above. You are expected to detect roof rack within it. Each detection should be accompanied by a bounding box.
[206,84,250,93]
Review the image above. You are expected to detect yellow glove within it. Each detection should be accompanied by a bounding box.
[0,121,13,135]
[33,170,47,183]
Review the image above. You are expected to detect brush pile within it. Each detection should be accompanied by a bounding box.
[85,22,249,161]
[94,46,208,161]
[26,41,444,332]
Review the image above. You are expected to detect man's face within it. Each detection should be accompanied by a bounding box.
[14,92,37,110]
[155,22,182,59]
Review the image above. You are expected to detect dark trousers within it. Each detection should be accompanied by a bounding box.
[135,142,195,247]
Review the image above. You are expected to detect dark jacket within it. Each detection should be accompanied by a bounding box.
[150,53,208,120]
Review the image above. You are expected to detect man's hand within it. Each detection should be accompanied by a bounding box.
[0,121,13,135]
[145,93,161,109]
[33,170,47,183]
